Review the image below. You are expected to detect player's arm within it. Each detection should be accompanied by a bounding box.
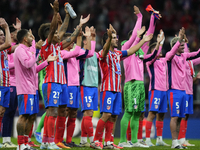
[58,6,70,40]
[47,0,59,44]
[62,14,90,49]
[127,32,153,56]
[102,24,113,58]
[0,18,11,51]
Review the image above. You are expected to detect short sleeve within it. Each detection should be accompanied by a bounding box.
[98,50,104,60]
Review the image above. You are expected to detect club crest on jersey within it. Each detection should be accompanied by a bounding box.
[134,105,138,109]
[176,110,180,114]
[155,105,158,109]
[87,103,91,107]
[54,99,57,104]
[107,105,111,110]
[70,100,73,105]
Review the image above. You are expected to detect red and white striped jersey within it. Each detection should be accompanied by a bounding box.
[98,49,127,92]
[40,39,66,84]
[0,47,11,87]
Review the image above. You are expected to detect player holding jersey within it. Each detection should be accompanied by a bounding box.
[90,24,153,149]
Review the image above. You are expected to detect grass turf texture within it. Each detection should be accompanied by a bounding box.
[1,138,200,150]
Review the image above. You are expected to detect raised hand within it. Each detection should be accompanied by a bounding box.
[134,5,140,15]
[57,13,62,25]
[143,33,153,42]
[47,53,58,62]
[29,29,35,40]
[157,29,164,43]
[90,26,96,37]
[178,27,185,42]
[13,18,21,30]
[109,24,116,34]
[107,24,113,38]
[83,26,91,37]
[0,18,8,29]
[80,14,90,26]
[50,0,59,13]
[137,26,146,38]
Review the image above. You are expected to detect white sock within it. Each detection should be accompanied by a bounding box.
[146,138,151,142]
[80,137,87,144]
[172,139,179,146]
[156,136,163,142]
[179,138,186,144]
[89,136,94,143]
[3,137,11,143]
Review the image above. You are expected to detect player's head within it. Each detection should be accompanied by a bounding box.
[102,32,118,48]
[17,29,33,47]
[9,25,18,42]
[38,23,51,41]
[0,28,5,45]
[62,33,73,50]
[170,37,185,54]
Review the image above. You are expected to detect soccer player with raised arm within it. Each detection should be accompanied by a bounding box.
[90,24,153,149]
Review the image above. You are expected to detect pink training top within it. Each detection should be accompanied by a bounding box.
[168,44,200,91]
[146,41,181,91]
[185,57,200,94]
[67,41,95,86]
[14,40,37,95]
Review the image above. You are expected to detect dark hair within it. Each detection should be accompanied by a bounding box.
[148,42,157,52]
[101,32,108,46]
[17,29,29,43]
[38,23,51,41]
[9,25,17,33]
[62,33,72,41]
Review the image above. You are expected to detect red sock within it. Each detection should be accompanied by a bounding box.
[185,120,187,137]
[54,116,66,143]
[48,116,56,143]
[138,120,143,139]
[156,121,163,137]
[81,117,87,137]
[127,121,131,141]
[29,125,33,138]
[94,119,106,142]
[178,120,186,139]
[42,116,48,143]
[99,132,103,142]
[145,121,152,138]
[18,135,24,145]
[84,116,93,137]
[0,117,3,133]
[104,121,114,143]
[66,117,76,143]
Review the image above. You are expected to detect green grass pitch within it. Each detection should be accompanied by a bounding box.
[1,137,200,150]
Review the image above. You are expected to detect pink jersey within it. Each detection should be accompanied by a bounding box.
[168,46,200,90]
[98,49,128,92]
[40,39,66,84]
[67,41,95,86]
[146,41,181,91]
[14,41,37,95]
[185,58,200,94]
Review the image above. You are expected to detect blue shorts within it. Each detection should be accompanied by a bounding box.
[0,86,10,108]
[33,90,39,114]
[100,91,122,115]
[42,83,62,108]
[80,86,98,112]
[148,90,168,113]
[18,94,35,115]
[168,89,186,118]
[185,94,193,114]
[59,84,68,106]
[67,86,80,108]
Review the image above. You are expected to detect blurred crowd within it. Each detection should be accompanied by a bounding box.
[1,0,200,110]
